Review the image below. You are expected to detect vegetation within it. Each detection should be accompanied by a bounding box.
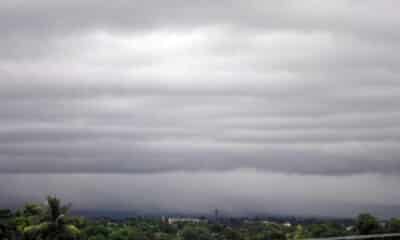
[1,197,400,240]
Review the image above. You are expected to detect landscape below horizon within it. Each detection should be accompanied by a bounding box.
[2,196,400,240]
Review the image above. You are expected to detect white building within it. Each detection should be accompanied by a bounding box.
[168,217,205,224]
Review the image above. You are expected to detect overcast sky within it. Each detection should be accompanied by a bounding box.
[1,0,400,218]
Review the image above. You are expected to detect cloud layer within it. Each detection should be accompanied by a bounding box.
[1,0,400,216]
[2,171,400,218]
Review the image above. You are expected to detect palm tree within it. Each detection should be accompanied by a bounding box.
[23,196,80,240]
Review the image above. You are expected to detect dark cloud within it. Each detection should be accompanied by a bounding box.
[1,172,400,218]
[1,0,400,216]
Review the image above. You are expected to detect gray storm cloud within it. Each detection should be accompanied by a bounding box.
[1,172,400,218]
[1,0,400,216]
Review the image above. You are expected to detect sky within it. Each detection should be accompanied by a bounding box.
[1,0,400,218]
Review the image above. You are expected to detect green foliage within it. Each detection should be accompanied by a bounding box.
[107,226,148,240]
[291,225,310,240]
[3,197,400,240]
[82,223,110,238]
[249,223,286,240]
[88,235,107,240]
[210,223,224,233]
[355,213,381,235]
[388,218,400,233]
[20,196,80,240]
[159,222,178,235]
[153,232,175,240]
[305,223,346,238]
[0,209,12,218]
[22,205,43,217]
[222,227,242,240]
[0,209,16,240]
[180,225,214,240]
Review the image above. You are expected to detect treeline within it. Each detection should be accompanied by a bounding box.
[1,196,400,240]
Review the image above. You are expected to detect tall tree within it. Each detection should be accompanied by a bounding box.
[23,196,80,240]
[355,213,381,235]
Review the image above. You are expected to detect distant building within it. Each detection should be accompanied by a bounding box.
[168,217,206,224]
[346,226,354,231]
[263,220,291,227]
[283,222,292,227]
